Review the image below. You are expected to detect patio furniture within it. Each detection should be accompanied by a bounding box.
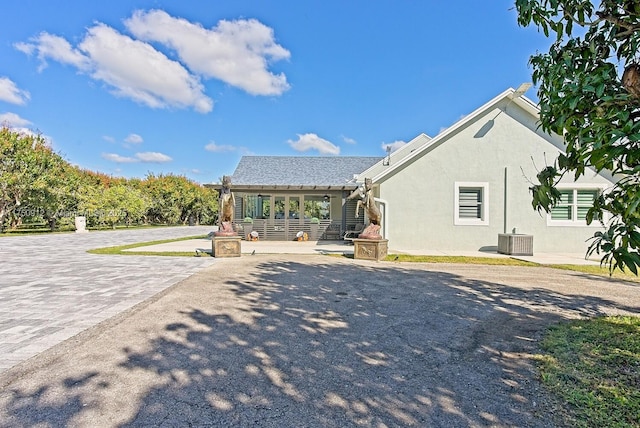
[322,223,342,240]
[343,224,365,243]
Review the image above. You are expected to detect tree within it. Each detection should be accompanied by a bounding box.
[141,173,215,225]
[94,184,149,229]
[183,184,218,226]
[75,172,149,229]
[516,1,640,273]
[28,160,80,231]
[0,127,64,232]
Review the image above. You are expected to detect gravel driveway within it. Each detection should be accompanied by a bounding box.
[1,255,638,427]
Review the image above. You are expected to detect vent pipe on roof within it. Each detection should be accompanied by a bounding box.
[510,82,532,100]
[382,145,391,166]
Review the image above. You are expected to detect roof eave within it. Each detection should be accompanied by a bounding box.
[370,88,542,183]
[204,184,358,191]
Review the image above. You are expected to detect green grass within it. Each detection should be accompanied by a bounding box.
[384,254,538,266]
[87,238,640,282]
[549,264,640,283]
[1,223,196,237]
[384,254,640,282]
[87,235,210,257]
[535,316,640,427]
[0,228,75,236]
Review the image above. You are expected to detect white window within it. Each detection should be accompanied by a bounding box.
[454,182,489,226]
[548,187,603,226]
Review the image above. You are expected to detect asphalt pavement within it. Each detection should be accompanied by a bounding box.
[0,232,638,426]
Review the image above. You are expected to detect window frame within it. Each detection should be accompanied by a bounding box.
[547,184,607,227]
[454,182,489,226]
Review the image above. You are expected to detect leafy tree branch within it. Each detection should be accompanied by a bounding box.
[516,0,640,273]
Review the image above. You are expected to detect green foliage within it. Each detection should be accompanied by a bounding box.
[0,127,64,231]
[28,160,81,230]
[0,127,219,232]
[142,173,217,226]
[535,316,640,427]
[516,1,640,274]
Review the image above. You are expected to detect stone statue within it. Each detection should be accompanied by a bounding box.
[347,177,382,239]
[215,175,237,236]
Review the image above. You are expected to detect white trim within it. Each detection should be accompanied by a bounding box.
[374,197,388,240]
[454,182,489,226]
[546,184,608,227]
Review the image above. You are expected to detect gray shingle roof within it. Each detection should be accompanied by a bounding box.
[231,156,382,187]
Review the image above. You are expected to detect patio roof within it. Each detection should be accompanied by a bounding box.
[228,156,382,190]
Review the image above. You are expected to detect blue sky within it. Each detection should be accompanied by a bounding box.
[0,1,550,183]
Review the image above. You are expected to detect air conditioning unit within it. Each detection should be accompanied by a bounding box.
[498,234,533,256]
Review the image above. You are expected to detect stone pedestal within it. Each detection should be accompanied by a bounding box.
[212,236,241,258]
[74,216,88,233]
[353,238,388,261]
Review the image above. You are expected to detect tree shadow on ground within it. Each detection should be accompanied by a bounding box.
[3,261,639,427]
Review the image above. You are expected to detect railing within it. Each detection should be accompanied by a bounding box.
[233,219,342,241]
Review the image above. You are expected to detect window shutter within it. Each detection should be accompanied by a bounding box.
[551,190,573,220]
[459,188,482,219]
[577,190,597,220]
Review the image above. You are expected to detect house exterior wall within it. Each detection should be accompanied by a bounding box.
[378,102,614,253]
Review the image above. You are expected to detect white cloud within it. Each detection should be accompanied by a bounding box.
[205,141,236,152]
[288,133,340,155]
[17,10,290,112]
[15,32,90,72]
[102,135,115,143]
[17,25,213,113]
[125,133,143,144]
[102,153,138,163]
[342,135,357,145]
[381,140,407,153]
[135,151,172,163]
[0,112,32,127]
[0,77,30,105]
[80,24,213,113]
[102,151,172,163]
[0,113,53,144]
[125,10,291,96]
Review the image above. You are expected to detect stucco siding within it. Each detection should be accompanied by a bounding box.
[378,103,614,253]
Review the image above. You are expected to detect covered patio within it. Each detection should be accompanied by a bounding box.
[209,156,381,241]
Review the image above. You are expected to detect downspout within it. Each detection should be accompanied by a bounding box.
[503,166,508,234]
[341,191,347,234]
[374,197,388,240]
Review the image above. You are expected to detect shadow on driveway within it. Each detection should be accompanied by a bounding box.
[1,257,638,427]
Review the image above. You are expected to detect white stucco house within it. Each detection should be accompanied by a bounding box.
[218,87,615,254]
[359,87,615,253]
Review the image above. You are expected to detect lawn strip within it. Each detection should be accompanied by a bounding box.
[535,316,640,428]
[87,235,208,255]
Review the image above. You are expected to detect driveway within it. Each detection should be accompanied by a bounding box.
[1,254,638,427]
[0,226,216,372]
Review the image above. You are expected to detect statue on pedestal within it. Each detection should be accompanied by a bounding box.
[347,177,382,239]
[214,175,237,236]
